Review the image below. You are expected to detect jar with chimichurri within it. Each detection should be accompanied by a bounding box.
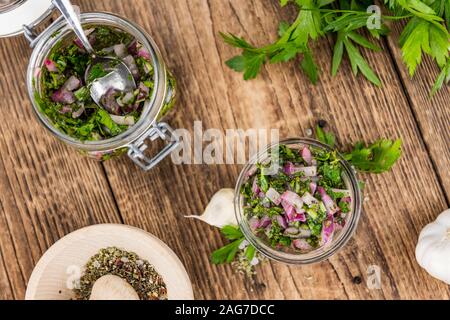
[0,1,179,170]
[235,138,362,264]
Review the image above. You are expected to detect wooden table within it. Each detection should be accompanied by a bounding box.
[0,0,449,300]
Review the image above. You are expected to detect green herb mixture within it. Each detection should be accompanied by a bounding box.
[240,143,351,252]
[35,26,156,141]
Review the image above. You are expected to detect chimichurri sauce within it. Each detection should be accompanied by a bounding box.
[35,26,155,141]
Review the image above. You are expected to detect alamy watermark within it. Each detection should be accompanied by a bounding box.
[169,121,281,168]
[367,5,382,30]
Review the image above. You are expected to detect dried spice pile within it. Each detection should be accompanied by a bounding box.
[73,247,168,300]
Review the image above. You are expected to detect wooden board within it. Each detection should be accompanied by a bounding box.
[0,0,448,300]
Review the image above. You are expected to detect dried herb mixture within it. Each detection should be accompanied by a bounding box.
[73,247,167,300]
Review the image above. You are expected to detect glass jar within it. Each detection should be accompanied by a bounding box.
[0,0,179,171]
[234,138,362,265]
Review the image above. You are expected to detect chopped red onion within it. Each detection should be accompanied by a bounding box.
[321,215,335,246]
[298,228,312,238]
[63,75,81,91]
[252,177,260,195]
[281,200,295,220]
[138,48,151,60]
[72,103,85,118]
[291,211,306,222]
[110,115,135,126]
[44,59,58,72]
[293,239,312,251]
[275,215,288,229]
[123,55,140,79]
[310,182,317,195]
[137,82,150,100]
[266,188,281,205]
[301,192,319,206]
[284,227,299,236]
[281,191,304,212]
[249,217,260,231]
[59,105,72,114]
[52,89,75,104]
[341,196,352,203]
[128,40,138,55]
[100,89,121,115]
[114,43,127,58]
[259,215,271,228]
[318,187,338,215]
[34,67,41,78]
[284,162,294,175]
[292,166,317,177]
[301,146,312,165]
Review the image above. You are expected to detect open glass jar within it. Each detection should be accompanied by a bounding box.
[234,138,362,265]
[1,1,179,170]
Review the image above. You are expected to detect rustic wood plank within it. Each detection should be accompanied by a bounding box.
[73,0,450,299]
[0,33,123,299]
[384,21,450,200]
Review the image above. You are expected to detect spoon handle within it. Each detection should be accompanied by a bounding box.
[52,0,94,54]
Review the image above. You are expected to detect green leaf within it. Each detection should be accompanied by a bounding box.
[224,52,266,80]
[344,139,402,173]
[245,245,256,261]
[243,53,266,80]
[316,125,336,147]
[87,63,108,83]
[399,18,431,77]
[280,0,290,7]
[219,32,254,49]
[269,44,301,63]
[225,55,246,72]
[300,46,319,84]
[74,86,90,102]
[344,38,382,86]
[347,31,381,51]
[332,32,345,76]
[292,0,322,44]
[278,21,290,36]
[429,24,450,68]
[259,170,269,192]
[96,109,122,136]
[431,59,450,96]
[211,238,244,264]
[221,225,244,240]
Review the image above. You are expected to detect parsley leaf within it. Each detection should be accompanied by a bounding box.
[431,58,450,96]
[344,139,402,173]
[222,0,450,94]
[221,225,244,240]
[316,125,336,147]
[211,238,244,264]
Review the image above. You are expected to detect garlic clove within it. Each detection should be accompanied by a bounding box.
[89,274,139,300]
[185,188,237,228]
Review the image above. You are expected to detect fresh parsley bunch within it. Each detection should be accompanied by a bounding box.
[221,0,450,94]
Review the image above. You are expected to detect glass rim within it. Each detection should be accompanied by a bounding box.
[26,11,168,152]
[234,137,362,265]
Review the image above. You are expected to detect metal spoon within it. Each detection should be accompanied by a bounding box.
[52,0,136,107]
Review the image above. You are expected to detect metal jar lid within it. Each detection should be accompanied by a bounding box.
[0,0,53,37]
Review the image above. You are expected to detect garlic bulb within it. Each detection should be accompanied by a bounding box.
[415,209,450,285]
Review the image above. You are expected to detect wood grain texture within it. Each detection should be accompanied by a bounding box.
[384,21,450,199]
[80,0,449,299]
[0,33,123,299]
[0,0,448,300]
